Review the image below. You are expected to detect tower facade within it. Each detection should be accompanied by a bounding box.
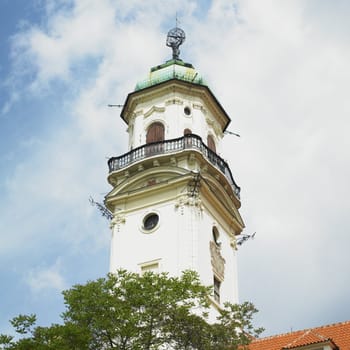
[105,29,244,306]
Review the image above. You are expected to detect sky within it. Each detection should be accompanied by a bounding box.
[1,0,350,338]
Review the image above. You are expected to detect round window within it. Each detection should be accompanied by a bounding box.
[143,213,159,231]
[184,106,191,116]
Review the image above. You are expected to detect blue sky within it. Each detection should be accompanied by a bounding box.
[1,0,350,338]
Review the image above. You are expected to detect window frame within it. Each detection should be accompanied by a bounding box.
[140,212,160,234]
[146,122,165,144]
[207,134,216,153]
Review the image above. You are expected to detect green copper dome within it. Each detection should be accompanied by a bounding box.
[134,59,206,91]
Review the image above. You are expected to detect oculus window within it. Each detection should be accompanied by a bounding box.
[142,213,159,232]
[184,106,191,116]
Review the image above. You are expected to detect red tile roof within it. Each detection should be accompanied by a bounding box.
[249,321,350,350]
[282,330,334,349]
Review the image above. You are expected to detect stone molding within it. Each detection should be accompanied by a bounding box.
[144,105,165,118]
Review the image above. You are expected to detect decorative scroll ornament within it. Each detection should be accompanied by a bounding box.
[110,214,126,231]
[210,241,226,280]
[230,236,238,250]
[175,195,203,215]
[166,27,186,60]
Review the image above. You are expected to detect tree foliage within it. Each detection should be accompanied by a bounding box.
[1,270,263,350]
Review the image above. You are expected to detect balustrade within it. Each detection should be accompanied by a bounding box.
[108,134,240,198]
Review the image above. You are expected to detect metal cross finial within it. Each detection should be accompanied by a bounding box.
[166,22,186,60]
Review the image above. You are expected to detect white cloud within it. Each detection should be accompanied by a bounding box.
[26,259,67,293]
[0,0,201,270]
[10,0,117,91]
[2,0,350,337]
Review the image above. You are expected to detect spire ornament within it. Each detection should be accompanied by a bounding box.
[166,26,186,60]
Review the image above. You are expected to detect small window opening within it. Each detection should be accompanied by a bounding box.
[214,276,221,303]
[207,134,216,153]
[141,262,159,274]
[184,106,191,115]
[184,128,192,135]
[146,122,165,144]
[212,227,220,247]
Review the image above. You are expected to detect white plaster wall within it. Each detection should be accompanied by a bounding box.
[197,209,239,305]
[110,200,195,276]
[128,90,222,154]
[110,197,239,306]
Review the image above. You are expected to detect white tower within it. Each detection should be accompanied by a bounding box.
[105,28,244,307]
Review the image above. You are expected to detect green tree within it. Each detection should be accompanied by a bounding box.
[1,270,263,350]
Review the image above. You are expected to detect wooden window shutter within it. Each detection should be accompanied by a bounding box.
[146,122,164,144]
[207,135,216,153]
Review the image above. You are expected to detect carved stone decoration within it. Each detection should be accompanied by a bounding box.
[110,214,126,232]
[206,116,221,137]
[147,178,157,187]
[126,123,133,134]
[139,177,158,189]
[213,123,222,137]
[206,116,214,127]
[175,194,203,215]
[210,241,225,280]
[144,106,165,119]
[230,236,238,250]
[188,153,196,165]
[175,196,186,215]
[135,110,143,117]
[165,98,183,106]
[193,103,205,112]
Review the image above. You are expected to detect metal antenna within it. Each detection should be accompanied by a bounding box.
[237,232,256,246]
[175,12,180,27]
[108,104,123,108]
[224,130,241,137]
[89,197,113,221]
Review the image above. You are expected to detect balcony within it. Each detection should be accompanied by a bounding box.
[108,134,240,198]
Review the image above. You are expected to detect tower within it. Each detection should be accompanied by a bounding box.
[105,27,244,307]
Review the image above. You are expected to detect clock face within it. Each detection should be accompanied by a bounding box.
[143,213,159,231]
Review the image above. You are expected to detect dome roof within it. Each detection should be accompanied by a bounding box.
[134,59,206,91]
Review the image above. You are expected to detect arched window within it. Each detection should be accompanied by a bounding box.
[213,276,221,303]
[183,129,192,148]
[212,226,220,247]
[146,122,164,144]
[207,135,216,153]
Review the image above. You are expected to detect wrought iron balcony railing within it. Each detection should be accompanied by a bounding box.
[108,134,240,198]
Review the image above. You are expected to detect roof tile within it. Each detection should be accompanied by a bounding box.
[282,330,331,349]
[249,320,350,350]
